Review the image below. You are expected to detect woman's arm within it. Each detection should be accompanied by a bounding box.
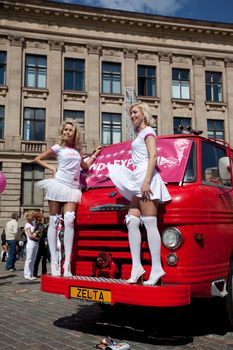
[80,146,104,171]
[25,228,37,241]
[141,135,157,197]
[34,149,56,176]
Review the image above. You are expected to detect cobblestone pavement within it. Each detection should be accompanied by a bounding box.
[1,259,233,350]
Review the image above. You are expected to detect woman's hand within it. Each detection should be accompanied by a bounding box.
[92,146,104,157]
[141,181,153,201]
[51,167,57,177]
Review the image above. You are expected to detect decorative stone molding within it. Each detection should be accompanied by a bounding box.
[0,37,6,44]
[65,45,85,53]
[192,55,206,66]
[138,53,156,60]
[62,90,87,102]
[86,44,102,55]
[172,98,194,110]
[224,57,233,68]
[123,48,138,59]
[137,96,160,107]
[0,86,8,97]
[172,56,189,64]
[100,93,124,105]
[8,35,25,47]
[103,49,121,57]
[158,51,172,63]
[48,40,65,51]
[205,101,227,112]
[21,141,47,153]
[26,40,46,49]
[22,87,48,100]
[0,140,5,151]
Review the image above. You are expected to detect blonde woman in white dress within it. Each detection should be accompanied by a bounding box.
[35,119,103,278]
[108,102,171,286]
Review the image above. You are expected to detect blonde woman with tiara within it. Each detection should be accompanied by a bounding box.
[35,119,103,277]
[108,102,171,286]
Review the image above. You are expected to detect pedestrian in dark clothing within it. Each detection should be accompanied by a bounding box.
[1,229,8,262]
[33,220,48,277]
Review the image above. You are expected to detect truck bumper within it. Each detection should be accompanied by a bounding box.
[41,275,190,307]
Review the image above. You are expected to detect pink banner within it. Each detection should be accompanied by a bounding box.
[81,137,193,188]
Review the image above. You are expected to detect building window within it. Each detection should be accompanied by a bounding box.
[207,119,224,140]
[173,117,192,134]
[64,110,84,129]
[0,51,6,85]
[205,72,222,102]
[64,58,85,91]
[21,164,44,206]
[25,54,47,88]
[23,108,45,141]
[64,110,85,142]
[138,65,156,96]
[172,68,190,99]
[102,113,121,144]
[102,62,121,94]
[0,106,4,139]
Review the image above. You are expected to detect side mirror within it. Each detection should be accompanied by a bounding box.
[219,157,231,181]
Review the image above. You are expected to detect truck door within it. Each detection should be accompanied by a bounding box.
[201,141,233,267]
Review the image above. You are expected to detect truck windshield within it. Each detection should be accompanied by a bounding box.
[81,137,193,189]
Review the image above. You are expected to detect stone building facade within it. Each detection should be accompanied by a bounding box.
[0,0,233,228]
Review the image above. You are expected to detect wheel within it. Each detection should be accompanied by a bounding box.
[226,260,233,328]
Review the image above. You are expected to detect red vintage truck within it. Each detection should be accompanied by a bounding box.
[41,133,233,326]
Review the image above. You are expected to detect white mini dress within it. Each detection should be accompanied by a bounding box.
[108,127,171,202]
[37,144,82,203]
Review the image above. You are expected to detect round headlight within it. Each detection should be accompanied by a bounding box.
[162,227,182,250]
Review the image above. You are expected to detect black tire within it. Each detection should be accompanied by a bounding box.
[226,260,233,328]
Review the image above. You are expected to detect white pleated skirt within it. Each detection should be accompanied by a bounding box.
[108,164,171,202]
[37,178,82,203]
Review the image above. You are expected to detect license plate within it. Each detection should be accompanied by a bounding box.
[70,286,112,303]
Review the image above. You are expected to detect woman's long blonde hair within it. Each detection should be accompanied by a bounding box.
[129,102,152,126]
[59,119,82,150]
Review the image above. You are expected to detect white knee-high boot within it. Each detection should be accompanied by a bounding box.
[126,214,145,283]
[141,216,165,286]
[48,214,61,276]
[63,211,75,277]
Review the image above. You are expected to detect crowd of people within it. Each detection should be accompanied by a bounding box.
[1,211,50,280]
[1,102,171,285]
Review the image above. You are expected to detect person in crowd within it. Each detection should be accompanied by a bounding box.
[108,102,171,286]
[1,229,8,262]
[33,217,49,277]
[18,227,27,260]
[34,119,103,277]
[24,210,40,280]
[5,212,19,271]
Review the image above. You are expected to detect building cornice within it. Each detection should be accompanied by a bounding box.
[1,0,233,39]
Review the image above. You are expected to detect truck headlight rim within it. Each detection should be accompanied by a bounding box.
[162,227,182,250]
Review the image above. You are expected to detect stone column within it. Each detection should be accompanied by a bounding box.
[158,51,172,135]
[86,44,102,152]
[5,35,25,151]
[47,40,64,144]
[123,48,138,140]
[224,57,233,145]
[192,55,206,134]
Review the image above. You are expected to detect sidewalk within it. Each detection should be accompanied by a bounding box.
[0,259,103,350]
[0,259,233,350]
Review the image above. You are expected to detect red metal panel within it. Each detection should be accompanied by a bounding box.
[41,275,190,307]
